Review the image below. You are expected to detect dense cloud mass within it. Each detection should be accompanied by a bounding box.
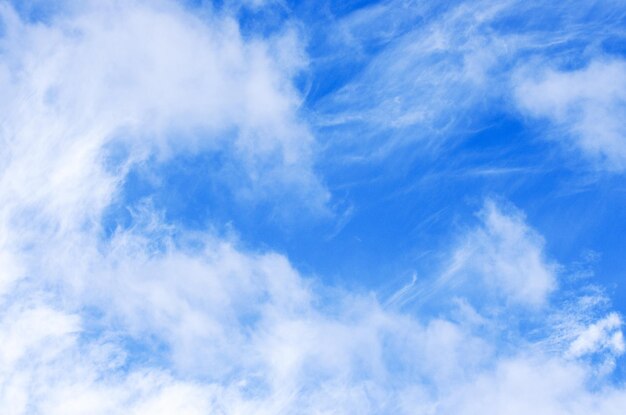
[0,0,625,414]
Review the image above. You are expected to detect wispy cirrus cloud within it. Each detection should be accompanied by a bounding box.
[312,0,626,167]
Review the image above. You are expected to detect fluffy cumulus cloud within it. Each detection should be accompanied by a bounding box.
[0,0,625,414]
[1,197,624,413]
[0,0,324,234]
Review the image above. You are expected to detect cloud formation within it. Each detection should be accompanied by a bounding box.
[312,0,626,166]
[1,198,624,413]
[514,59,626,170]
[0,0,625,414]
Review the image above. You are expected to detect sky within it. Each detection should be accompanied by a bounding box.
[1,0,626,413]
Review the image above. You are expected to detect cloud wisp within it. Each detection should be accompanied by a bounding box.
[312,0,626,168]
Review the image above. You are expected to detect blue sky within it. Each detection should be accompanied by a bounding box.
[1,0,626,413]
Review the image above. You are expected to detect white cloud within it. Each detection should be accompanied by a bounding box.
[465,200,558,307]
[314,0,626,168]
[440,356,626,415]
[0,0,625,414]
[567,313,625,359]
[315,0,511,155]
[0,205,625,413]
[0,0,321,209]
[395,200,557,309]
[0,0,326,295]
[514,59,626,170]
